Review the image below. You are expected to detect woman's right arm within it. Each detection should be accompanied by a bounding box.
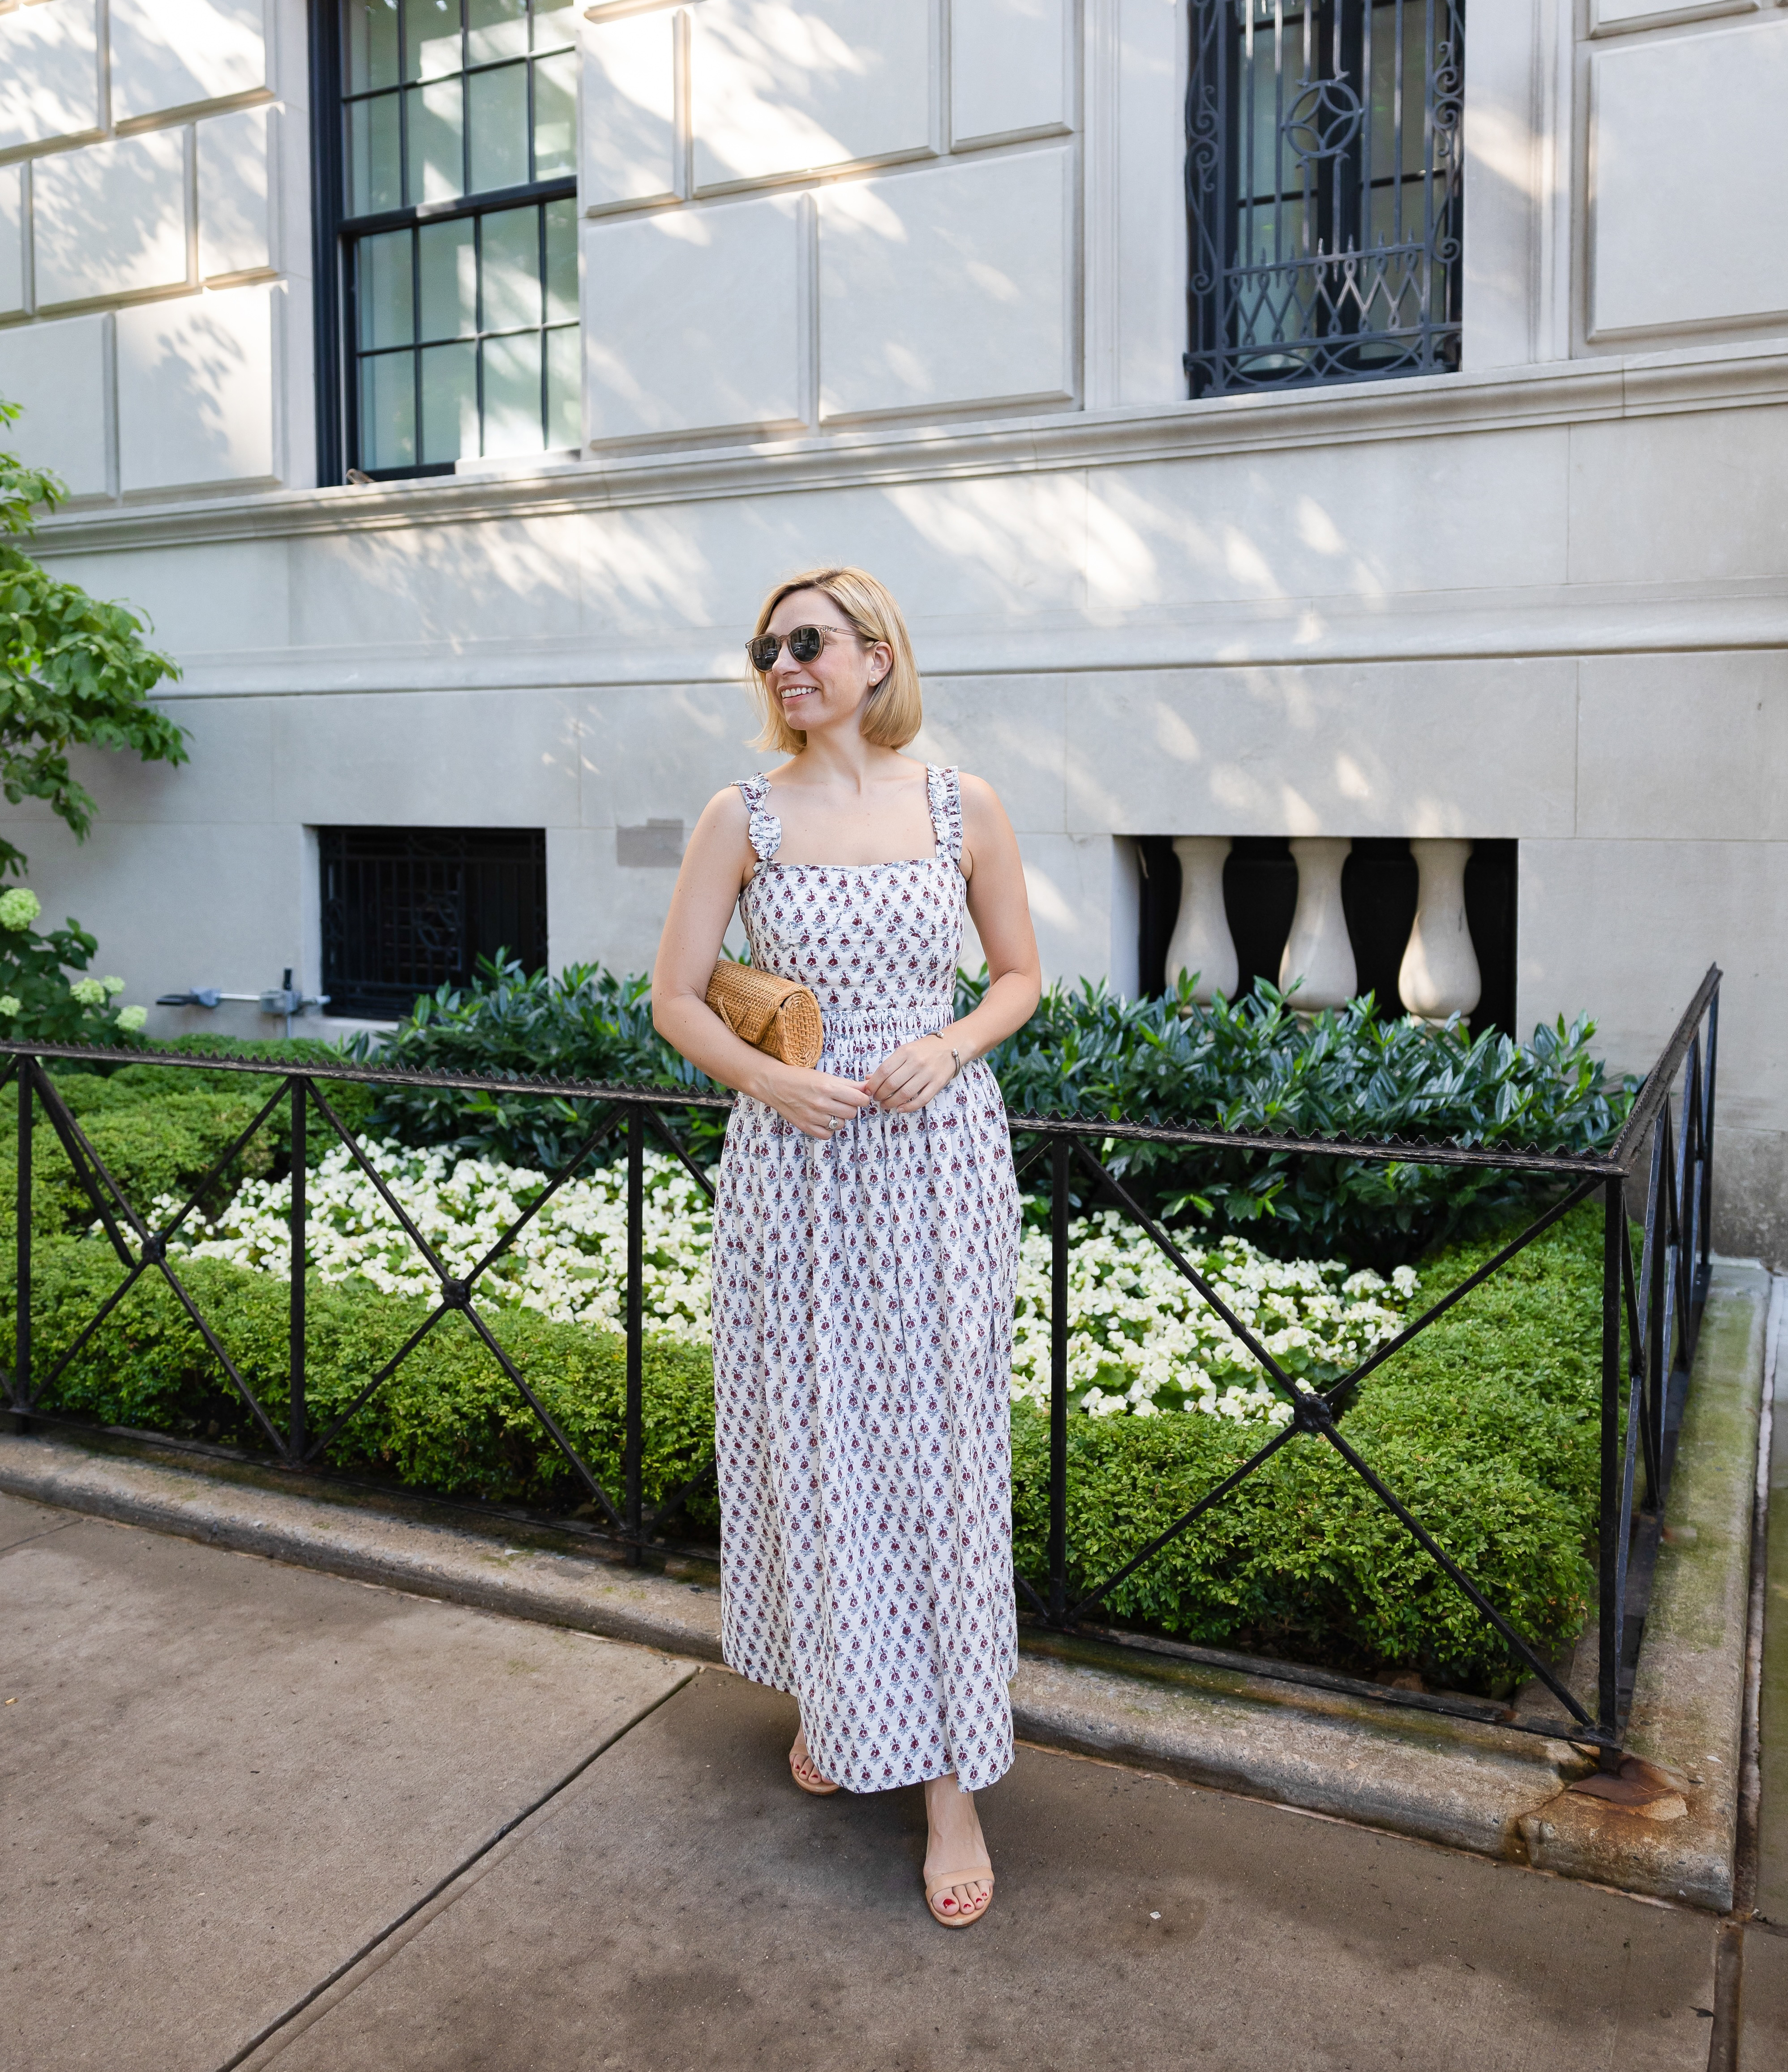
[651,788,873,1140]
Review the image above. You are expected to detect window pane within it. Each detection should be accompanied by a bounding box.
[346,0,400,93]
[532,0,576,51]
[420,340,480,462]
[545,325,579,450]
[407,0,464,82]
[407,77,465,204]
[481,203,541,330]
[466,0,528,64]
[481,331,543,455]
[417,217,478,339]
[467,61,529,193]
[543,197,576,324]
[532,49,575,179]
[348,94,402,215]
[360,353,417,470]
[358,229,415,350]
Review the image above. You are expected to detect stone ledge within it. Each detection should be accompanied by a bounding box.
[0,1260,1765,1901]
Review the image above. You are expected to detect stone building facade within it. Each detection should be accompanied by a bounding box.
[0,0,1783,1257]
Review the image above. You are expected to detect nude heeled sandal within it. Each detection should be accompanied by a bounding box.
[789,1741,840,1796]
[924,1862,995,1928]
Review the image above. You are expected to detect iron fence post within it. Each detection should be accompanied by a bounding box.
[289,1078,306,1466]
[1698,990,1719,1297]
[1049,1137,1071,1622]
[625,1105,644,1565]
[1597,1173,1623,1765]
[11,1061,30,1427]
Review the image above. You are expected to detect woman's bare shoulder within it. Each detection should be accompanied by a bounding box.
[694,781,751,830]
[955,771,1012,823]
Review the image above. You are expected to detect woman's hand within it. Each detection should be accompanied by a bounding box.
[761,1063,877,1141]
[863,1034,959,1116]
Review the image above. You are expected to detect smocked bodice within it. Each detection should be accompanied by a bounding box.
[733,767,965,1053]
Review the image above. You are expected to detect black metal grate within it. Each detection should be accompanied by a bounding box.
[319,826,547,1019]
[1186,0,1464,397]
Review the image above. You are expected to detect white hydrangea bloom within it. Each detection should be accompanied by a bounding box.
[69,977,107,1006]
[0,887,40,931]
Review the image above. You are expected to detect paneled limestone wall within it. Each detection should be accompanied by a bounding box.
[0,0,312,499]
[576,0,1083,447]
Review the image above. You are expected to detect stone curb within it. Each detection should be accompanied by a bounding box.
[1520,1261,1771,1912]
[0,1261,1766,1901]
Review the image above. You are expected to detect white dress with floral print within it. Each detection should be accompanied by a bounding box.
[711,765,1021,1795]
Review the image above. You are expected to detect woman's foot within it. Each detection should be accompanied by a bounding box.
[922,1772,993,1926]
[789,1726,839,1795]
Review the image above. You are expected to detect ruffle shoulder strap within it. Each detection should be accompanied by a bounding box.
[733,775,781,863]
[926,765,963,868]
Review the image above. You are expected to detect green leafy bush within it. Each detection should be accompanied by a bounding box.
[13,1201,1607,1687]
[361,956,1631,1267]
[976,973,1634,1266]
[0,887,147,1044]
[363,959,724,1170]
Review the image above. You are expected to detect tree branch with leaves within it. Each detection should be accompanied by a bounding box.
[0,397,190,1040]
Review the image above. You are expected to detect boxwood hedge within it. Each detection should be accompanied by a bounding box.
[7,1186,1606,1690]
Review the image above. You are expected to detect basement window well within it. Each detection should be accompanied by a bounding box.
[319,825,547,1019]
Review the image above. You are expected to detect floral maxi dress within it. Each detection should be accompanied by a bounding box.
[711,765,1021,1794]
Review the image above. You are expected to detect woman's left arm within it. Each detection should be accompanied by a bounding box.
[864,774,1043,1114]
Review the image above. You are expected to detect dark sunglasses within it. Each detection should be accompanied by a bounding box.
[746,622,862,671]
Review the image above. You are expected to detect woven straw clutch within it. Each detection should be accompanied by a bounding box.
[706,960,824,1070]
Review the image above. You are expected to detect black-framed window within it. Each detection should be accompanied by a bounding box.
[318,0,580,481]
[1185,0,1463,398]
[320,826,548,1019]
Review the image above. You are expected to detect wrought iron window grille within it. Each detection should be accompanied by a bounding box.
[318,825,547,1020]
[1186,0,1464,398]
[0,965,1719,1768]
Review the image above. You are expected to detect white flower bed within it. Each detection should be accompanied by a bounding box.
[1011,1208,1416,1426]
[156,1142,714,1342]
[157,1143,1417,1426]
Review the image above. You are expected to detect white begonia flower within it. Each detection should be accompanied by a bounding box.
[0,887,40,931]
[150,1149,1416,1434]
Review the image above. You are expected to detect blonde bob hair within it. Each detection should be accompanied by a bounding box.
[748,566,922,755]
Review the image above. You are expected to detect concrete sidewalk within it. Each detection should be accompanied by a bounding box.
[1,1487,1772,2072]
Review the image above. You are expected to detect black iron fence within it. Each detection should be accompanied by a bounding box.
[0,965,1720,1764]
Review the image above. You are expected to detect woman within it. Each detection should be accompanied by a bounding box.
[652,566,1042,1927]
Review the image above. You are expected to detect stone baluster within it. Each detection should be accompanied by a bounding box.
[1399,838,1480,1021]
[1279,837,1356,1011]
[1166,837,1237,1002]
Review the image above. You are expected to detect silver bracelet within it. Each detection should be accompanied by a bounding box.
[934,1032,964,1079]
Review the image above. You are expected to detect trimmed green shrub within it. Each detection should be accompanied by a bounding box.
[10,1238,718,1528]
[13,1201,1607,1687]
[1011,1204,1604,1685]
[0,1056,379,1241]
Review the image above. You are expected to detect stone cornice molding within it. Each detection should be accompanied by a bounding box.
[33,339,1788,557]
[154,577,1788,698]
